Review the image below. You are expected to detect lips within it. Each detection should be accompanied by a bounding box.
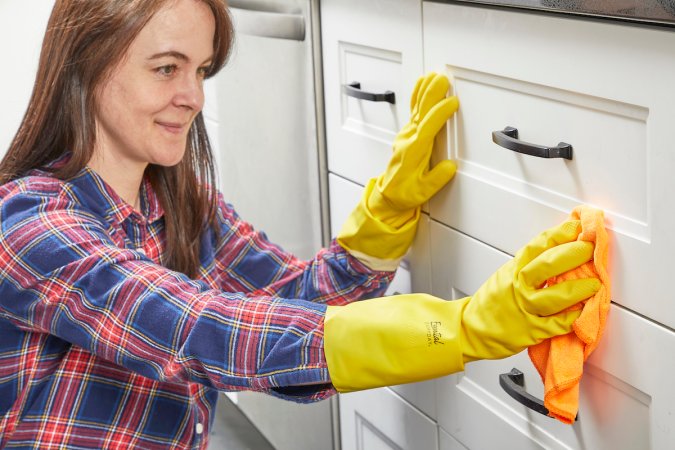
[156,120,187,134]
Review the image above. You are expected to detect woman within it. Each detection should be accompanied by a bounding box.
[0,0,600,448]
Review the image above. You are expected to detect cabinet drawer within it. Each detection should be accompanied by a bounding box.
[439,427,467,450]
[321,0,423,184]
[430,220,675,450]
[339,387,438,450]
[423,2,675,329]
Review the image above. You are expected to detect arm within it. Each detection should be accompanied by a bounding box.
[209,194,394,305]
[325,219,603,392]
[209,73,456,300]
[0,189,333,401]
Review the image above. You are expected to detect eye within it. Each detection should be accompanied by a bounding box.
[197,65,210,78]
[156,64,177,77]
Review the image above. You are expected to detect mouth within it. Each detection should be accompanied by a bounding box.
[156,121,188,135]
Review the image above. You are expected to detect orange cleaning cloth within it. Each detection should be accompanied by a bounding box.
[528,205,611,424]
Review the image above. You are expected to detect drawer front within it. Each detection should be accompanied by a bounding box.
[339,387,439,450]
[328,173,437,418]
[430,220,675,450]
[423,2,675,329]
[439,427,467,450]
[321,0,423,184]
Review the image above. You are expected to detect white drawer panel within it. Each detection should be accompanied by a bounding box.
[328,173,363,239]
[430,220,675,450]
[339,387,438,450]
[321,0,423,184]
[438,427,467,450]
[423,3,675,329]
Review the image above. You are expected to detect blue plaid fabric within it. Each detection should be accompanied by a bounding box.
[0,161,393,449]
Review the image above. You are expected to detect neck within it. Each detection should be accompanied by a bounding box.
[87,152,147,211]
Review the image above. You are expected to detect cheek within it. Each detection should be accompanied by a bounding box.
[100,82,133,127]
[104,78,165,126]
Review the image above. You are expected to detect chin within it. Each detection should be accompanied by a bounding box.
[151,145,188,167]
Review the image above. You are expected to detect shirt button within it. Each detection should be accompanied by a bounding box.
[196,423,204,435]
[136,247,146,256]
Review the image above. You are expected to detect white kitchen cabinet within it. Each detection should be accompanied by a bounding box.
[423,2,675,329]
[339,387,439,450]
[430,220,675,450]
[322,1,675,449]
[321,0,424,185]
[420,3,675,448]
[439,427,467,450]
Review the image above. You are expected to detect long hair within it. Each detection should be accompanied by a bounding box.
[0,0,234,277]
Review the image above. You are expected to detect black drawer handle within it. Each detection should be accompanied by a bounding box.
[492,126,573,160]
[499,368,578,421]
[342,81,396,104]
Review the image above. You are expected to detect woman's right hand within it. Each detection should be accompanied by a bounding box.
[459,220,601,362]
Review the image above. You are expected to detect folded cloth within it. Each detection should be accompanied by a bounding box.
[527,205,611,424]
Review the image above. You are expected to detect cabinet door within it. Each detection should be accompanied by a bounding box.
[321,0,423,184]
[430,221,675,450]
[339,388,439,450]
[438,427,467,450]
[328,173,438,419]
[423,2,675,329]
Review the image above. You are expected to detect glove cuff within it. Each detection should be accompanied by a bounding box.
[368,177,418,229]
[337,178,420,271]
[324,294,467,393]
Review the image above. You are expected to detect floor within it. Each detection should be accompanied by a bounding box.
[208,395,275,450]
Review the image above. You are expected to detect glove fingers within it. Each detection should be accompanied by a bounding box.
[409,74,429,115]
[520,240,595,287]
[394,96,457,170]
[411,72,437,118]
[523,277,601,316]
[417,74,451,120]
[538,309,583,339]
[515,220,583,268]
[417,96,459,140]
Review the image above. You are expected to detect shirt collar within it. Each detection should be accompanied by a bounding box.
[41,155,165,225]
[72,167,165,224]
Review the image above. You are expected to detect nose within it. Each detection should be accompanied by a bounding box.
[173,73,204,111]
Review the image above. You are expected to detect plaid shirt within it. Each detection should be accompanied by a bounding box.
[0,162,392,449]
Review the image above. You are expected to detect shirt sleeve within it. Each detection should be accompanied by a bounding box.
[210,194,395,305]
[0,189,334,402]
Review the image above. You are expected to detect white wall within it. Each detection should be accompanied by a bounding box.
[0,1,55,158]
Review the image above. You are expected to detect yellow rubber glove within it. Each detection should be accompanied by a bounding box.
[324,220,601,393]
[337,73,459,270]
[458,220,601,362]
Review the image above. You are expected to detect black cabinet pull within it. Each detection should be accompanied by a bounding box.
[342,81,396,104]
[499,368,578,422]
[492,126,573,160]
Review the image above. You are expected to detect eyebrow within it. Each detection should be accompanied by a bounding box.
[147,51,213,65]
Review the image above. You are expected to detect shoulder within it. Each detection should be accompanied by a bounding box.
[211,190,244,225]
[0,174,89,224]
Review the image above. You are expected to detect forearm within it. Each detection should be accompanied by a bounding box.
[2,254,335,395]
[0,192,336,398]
[212,198,394,306]
[251,240,394,306]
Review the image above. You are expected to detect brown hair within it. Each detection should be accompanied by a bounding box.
[0,0,234,277]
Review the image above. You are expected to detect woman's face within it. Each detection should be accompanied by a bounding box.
[94,0,216,169]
